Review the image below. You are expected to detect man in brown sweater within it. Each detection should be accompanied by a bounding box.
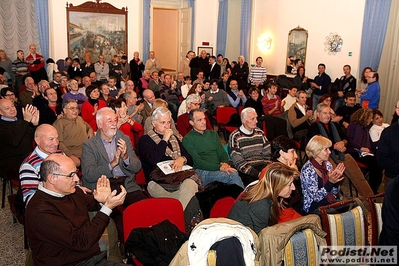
[25,153,129,266]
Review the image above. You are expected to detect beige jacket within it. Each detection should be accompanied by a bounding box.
[258,214,327,266]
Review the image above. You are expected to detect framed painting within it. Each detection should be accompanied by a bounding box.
[285,26,308,74]
[66,0,128,63]
[197,46,214,56]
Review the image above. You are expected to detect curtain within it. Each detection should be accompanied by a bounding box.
[35,0,49,60]
[378,0,398,121]
[187,0,195,51]
[359,0,391,75]
[143,0,151,62]
[239,0,252,61]
[0,0,40,60]
[216,0,228,56]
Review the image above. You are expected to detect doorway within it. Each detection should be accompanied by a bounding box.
[152,7,191,74]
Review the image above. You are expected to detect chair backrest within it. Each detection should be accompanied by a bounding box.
[210,197,235,218]
[367,192,384,245]
[216,107,237,125]
[319,199,368,246]
[123,198,185,242]
[283,228,320,266]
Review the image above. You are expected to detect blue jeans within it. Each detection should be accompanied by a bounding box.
[195,169,244,188]
[312,94,321,110]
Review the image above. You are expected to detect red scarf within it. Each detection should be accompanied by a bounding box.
[310,158,336,204]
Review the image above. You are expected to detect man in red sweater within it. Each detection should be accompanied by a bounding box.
[25,44,48,83]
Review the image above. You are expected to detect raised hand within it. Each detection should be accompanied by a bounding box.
[93,175,112,204]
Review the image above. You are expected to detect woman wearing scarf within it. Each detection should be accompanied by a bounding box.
[300,135,345,214]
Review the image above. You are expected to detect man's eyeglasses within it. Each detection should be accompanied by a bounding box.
[53,171,78,178]
[5,93,14,97]
[65,107,79,111]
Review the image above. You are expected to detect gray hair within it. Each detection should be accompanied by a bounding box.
[186,94,201,106]
[241,107,256,120]
[67,79,78,90]
[316,103,329,113]
[151,107,171,122]
[96,107,115,126]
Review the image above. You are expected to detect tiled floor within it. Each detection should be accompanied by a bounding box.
[0,188,27,265]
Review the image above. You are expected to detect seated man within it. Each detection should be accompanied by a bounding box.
[307,103,374,198]
[335,92,360,130]
[228,107,271,185]
[227,79,247,109]
[38,87,62,125]
[19,77,38,107]
[141,89,156,124]
[282,86,298,112]
[177,94,212,137]
[25,154,128,266]
[82,107,146,204]
[159,74,181,121]
[261,82,284,116]
[0,100,38,178]
[287,90,314,141]
[182,109,244,188]
[52,99,94,167]
[205,79,230,115]
[19,124,63,204]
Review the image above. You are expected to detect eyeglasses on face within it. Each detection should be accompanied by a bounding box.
[5,93,14,96]
[65,107,79,111]
[53,171,78,178]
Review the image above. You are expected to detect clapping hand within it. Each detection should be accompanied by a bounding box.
[328,162,345,184]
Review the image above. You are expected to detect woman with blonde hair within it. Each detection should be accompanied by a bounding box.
[300,135,345,214]
[228,162,299,234]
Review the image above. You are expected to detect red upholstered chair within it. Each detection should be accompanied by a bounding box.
[216,107,237,141]
[123,198,186,266]
[123,197,185,241]
[210,197,235,218]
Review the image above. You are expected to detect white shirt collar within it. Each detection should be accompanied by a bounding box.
[210,89,219,94]
[240,125,253,134]
[38,183,65,198]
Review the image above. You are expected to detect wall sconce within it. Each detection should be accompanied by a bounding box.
[257,34,272,52]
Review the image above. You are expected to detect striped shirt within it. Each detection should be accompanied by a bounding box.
[19,147,63,204]
[248,66,267,84]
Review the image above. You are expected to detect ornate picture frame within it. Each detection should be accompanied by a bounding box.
[286,26,308,74]
[66,0,128,63]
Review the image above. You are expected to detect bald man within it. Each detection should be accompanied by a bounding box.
[19,124,64,204]
[25,154,128,266]
[0,99,38,179]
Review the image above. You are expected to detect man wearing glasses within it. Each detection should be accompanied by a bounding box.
[25,153,129,266]
[53,99,94,167]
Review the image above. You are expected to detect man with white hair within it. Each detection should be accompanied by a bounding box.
[231,55,249,92]
[228,107,271,185]
[82,107,145,202]
[82,107,146,244]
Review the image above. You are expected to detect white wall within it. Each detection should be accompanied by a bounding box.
[225,0,241,60]
[48,0,141,61]
[251,0,366,80]
[192,0,218,55]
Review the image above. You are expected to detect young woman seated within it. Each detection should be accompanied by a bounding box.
[227,162,299,234]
